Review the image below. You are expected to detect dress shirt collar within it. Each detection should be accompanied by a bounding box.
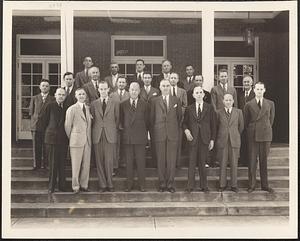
[77,102,84,109]
[220,83,227,90]
[100,97,108,103]
[118,89,125,95]
[255,97,263,104]
[196,101,203,110]
[136,72,143,77]
[130,98,138,105]
[225,106,232,113]
[41,92,49,98]
[163,72,170,79]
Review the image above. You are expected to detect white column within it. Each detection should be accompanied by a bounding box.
[201,10,214,92]
[60,5,74,87]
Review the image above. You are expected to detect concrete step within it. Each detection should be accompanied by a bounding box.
[11,146,289,158]
[11,166,289,178]
[11,176,289,190]
[11,188,289,203]
[11,201,289,218]
[11,156,290,167]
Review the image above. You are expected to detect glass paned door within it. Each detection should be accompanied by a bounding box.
[17,59,61,140]
[118,63,161,79]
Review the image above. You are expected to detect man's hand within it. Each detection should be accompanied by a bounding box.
[208,140,214,150]
[184,129,193,142]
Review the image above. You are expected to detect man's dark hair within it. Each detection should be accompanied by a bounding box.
[63,72,74,79]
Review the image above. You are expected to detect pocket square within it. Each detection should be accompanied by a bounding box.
[174,104,177,108]
[152,93,157,96]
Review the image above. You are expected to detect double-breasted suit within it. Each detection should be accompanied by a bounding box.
[29,93,55,168]
[83,81,100,104]
[110,90,130,168]
[183,102,216,190]
[40,101,68,192]
[237,88,255,166]
[75,70,89,89]
[90,97,120,190]
[244,98,275,190]
[216,107,244,188]
[211,84,238,112]
[170,86,188,167]
[150,95,182,189]
[120,99,149,190]
[65,102,92,191]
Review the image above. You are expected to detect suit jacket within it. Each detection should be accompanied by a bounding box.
[90,97,120,144]
[211,85,238,111]
[237,88,255,111]
[150,95,182,142]
[29,93,55,131]
[83,81,99,104]
[40,101,68,145]
[109,89,130,104]
[63,85,77,111]
[244,98,275,142]
[216,107,244,149]
[127,73,144,89]
[139,86,160,103]
[170,87,187,115]
[104,74,119,93]
[64,102,92,147]
[120,99,149,145]
[181,75,195,92]
[187,87,211,106]
[183,102,216,146]
[75,70,90,89]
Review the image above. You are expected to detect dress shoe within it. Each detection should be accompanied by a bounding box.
[247,187,255,193]
[80,187,90,192]
[218,187,226,192]
[262,187,274,193]
[200,187,209,193]
[98,188,106,193]
[107,187,114,192]
[231,187,239,193]
[73,189,80,194]
[168,187,176,193]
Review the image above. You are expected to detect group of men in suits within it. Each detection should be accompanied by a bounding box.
[29,57,275,194]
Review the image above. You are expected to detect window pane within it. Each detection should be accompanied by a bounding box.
[49,63,59,74]
[243,64,254,75]
[33,74,43,85]
[233,65,243,75]
[20,39,61,55]
[145,64,152,73]
[33,86,41,96]
[50,86,58,96]
[49,75,58,85]
[22,63,31,73]
[153,64,161,74]
[21,109,30,120]
[126,64,135,75]
[234,76,243,87]
[22,97,31,108]
[22,75,31,85]
[119,64,125,74]
[22,86,31,96]
[33,63,42,73]
[215,41,254,57]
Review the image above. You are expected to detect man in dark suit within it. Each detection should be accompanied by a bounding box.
[40,88,68,193]
[216,94,244,193]
[90,81,120,192]
[127,59,146,88]
[183,86,216,193]
[83,66,100,104]
[63,72,77,111]
[244,82,275,193]
[187,75,211,106]
[181,64,196,93]
[237,75,255,167]
[29,79,55,170]
[104,62,120,93]
[150,79,182,193]
[211,69,238,112]
[74,56,93,89]
[120,82,149,192]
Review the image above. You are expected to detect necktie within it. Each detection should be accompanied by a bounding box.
[137,74,142,83]
[95,82,100,97]
[66,87,70,96]
[146,86,150,94]
[102,99,106,113]
[173,87,176,97]
[245,91,248,98]
[197,104,201,119]
[226,108,230,118]
[59,103,63,109]
[132,99,136,111]
[82,104,87,118]
[163,96,168,111]
[222,84,226,93]
[258,100,262,109]
[119,90,123,101]
[42,95,46,103]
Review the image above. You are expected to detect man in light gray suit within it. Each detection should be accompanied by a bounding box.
[216,94,244,193]
[109,75,130,171]
[244,82,275,193]
[65,88,92,193]
[90,81,120,192]
[169,72,187,167]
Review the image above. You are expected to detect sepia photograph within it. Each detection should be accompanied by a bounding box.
[2,0,298,239]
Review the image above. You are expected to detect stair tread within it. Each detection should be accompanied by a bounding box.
[11,201,289,208]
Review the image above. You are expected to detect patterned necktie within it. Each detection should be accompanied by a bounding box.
[82,104,87,118]
[197,104,201,119]
[226,108,230,118]
[132,99,136,111]
[102,99,106,113]
[42,95,46,103]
